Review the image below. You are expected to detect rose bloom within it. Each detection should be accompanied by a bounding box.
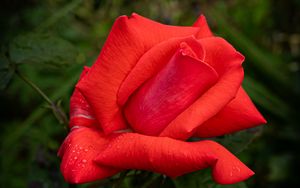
[58,13,266,185]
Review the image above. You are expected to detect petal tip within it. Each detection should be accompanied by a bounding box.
[131,12,138,17]
[262,118,267,124]
[257,112,267,125]
[193,14,207,27]
[236,51,245,63]
[118,15,129,20]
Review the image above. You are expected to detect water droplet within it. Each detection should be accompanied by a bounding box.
[84,149,88,152]
[230,172,233,177]
[72,150,75,153]
[79,147,83,150]
[77,152,80,154]
[74,156,78,160]
[82,159,87,163]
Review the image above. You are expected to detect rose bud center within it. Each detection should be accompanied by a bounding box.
[124,41,219,136]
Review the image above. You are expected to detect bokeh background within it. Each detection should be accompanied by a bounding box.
[1,0,299,187]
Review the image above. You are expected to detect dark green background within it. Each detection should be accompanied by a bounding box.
[1,0,299,187]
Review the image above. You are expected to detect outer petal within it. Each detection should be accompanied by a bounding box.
[195,87,267,138]
[69,67,98,129]
[58,128,120,183]
[124,45,218,136]
[160,37,245,140]
[193,15,213,38]
[76,13,208,134]
[95,133,254,185]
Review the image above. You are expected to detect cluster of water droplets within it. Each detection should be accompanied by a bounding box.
[229,165,241,177]
[66,143,91,171]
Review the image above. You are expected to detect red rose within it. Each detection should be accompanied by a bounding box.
[58,13,266,184]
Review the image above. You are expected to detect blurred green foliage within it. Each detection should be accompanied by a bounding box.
[0,0,299,187]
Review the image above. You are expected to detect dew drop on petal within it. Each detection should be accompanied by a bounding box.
[82,159,87,163]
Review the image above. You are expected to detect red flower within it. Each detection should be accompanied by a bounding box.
[58,13,266,184]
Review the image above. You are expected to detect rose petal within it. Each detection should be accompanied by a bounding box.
[160,37,245,140]
[200,37,245,76]
[193,15,213,38]
[58,127,120,183]
[69,67,99,129]
[124,44,218,136]
[118,36,206,107]
[195,87,267,137]
[95,133,254,184]
[76,13,208,134]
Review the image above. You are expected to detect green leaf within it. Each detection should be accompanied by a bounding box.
[173,169,248,188]
[9,33,79,67]
[191,127,262,155]
[215,127,263,154]
[0,54,14,90]
[173,170,214,188]
[213,182,248,188]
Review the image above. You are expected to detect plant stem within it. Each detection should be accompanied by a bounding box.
[5,68,78,146]
[16,70,53,105]
[16,69,68,126]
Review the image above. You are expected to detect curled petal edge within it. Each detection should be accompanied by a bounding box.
[95,133,254,185]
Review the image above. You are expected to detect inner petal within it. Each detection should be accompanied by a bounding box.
[124,43,218,136]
